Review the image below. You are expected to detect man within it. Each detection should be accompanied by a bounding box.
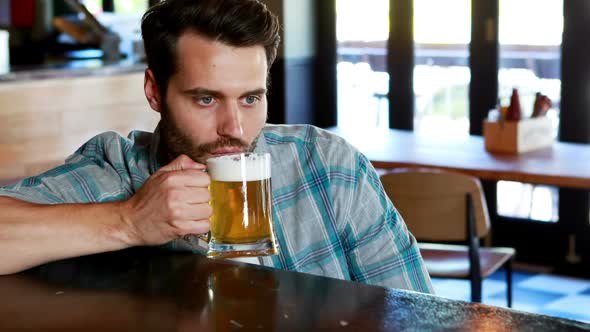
[0,0,432,293]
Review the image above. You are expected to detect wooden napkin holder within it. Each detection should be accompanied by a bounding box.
[483,117,553,154]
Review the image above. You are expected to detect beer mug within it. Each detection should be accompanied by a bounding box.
[203,153,278,258]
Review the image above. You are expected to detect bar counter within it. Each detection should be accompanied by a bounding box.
[0,58,145,83]
[0,58,158,182]
[1,248,588,331]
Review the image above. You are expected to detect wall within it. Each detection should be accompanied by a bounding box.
[262,0,317,125]
[0,72,159,182]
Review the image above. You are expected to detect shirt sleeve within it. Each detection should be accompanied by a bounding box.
[341,152,434,293]
[0,134,134,204]
[0,171,68,204]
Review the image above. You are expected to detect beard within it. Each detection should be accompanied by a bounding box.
[159,102,259,164]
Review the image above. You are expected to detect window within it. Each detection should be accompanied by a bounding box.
[497,181,559,222]
[115,0,148,15]
[496,0,563,223]
[80,0,148,15]
[413,0,471,138]
[498,0,562,125]
[81,0,103,14]
[336,0,389,131]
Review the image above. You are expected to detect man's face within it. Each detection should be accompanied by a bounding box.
[148,32,269,164]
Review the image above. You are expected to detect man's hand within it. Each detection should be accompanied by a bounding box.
[119,154,212,246]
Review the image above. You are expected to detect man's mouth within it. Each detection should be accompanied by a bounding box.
[209,148,244,157]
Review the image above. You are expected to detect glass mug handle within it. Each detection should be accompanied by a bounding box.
[184,232,211,243]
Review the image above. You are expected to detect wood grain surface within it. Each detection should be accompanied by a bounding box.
[329,127,590,189]
[0,73,159,181]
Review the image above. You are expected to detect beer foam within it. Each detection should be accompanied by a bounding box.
[207,153,271,182]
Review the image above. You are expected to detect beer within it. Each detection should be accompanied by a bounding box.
[209,179,272,243]
[206,153,277,258]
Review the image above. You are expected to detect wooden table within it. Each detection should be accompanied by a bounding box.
[0,248,588,331]
[328,127,590,190]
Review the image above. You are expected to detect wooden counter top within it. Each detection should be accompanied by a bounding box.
[0,59,145,83]
[328,127,590,190]
[2,247,587,331]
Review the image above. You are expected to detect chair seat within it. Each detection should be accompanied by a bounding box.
[418,243,515,279]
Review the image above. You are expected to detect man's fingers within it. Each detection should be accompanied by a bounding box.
[160,170,210,188]
[188,188,211,204]
[170,201,212,220]
[172,188,210,204]
[176,170,211,187]
[174,219,211,236]
[160,154,206,172]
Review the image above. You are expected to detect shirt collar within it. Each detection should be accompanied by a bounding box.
[252,128,269,154]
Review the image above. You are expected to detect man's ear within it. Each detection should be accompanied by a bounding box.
[144,69,162,113]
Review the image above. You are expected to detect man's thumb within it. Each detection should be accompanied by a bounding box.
[160,154,205,172]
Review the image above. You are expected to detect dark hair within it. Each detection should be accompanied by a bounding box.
[142,0,281,95]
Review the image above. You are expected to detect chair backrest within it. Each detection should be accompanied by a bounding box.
[380,168,490,242]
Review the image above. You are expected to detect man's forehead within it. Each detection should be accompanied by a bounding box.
[176,31,267,67]
[172,32,268,91]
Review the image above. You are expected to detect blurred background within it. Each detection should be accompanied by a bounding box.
[0,0,589,322]
[0,0,150,67]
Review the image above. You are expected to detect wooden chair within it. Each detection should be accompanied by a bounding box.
[380,168,515,307]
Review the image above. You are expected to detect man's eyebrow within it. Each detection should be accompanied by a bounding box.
[183,87,223,97]
[182,88,267,97]
[241,88,267,97]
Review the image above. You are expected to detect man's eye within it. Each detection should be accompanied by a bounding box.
[198,96,214,105]
[244,96,259,105]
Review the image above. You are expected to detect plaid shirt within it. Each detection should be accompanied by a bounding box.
[0,124,433,293]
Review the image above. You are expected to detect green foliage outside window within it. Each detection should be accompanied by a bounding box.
[428,85,468,120]
[115,0,148,15]
[78,0,148,15]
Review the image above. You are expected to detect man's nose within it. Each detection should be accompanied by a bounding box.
[217,102,243,138]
